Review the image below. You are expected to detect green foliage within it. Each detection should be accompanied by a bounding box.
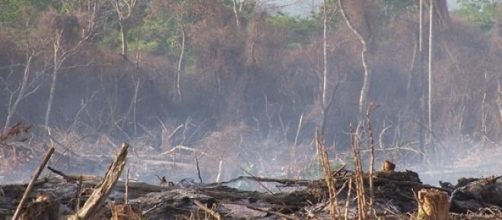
[457,0,500,31]
[56,0,87,15]
[139,10,181,57]
[97,0,190,60]
[265,13,319,48]
[379,0,416,17]
[0,0,51,26]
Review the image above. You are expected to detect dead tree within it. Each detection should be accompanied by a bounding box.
[44,2,98,135]
[338,0,371,115]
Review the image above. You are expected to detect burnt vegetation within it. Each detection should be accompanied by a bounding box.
[0,0,502,219]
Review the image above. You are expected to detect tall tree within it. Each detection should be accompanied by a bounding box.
[418,0,426,157]
[320,0,328,135]
[338,0,371,114]
[428,0,434,147]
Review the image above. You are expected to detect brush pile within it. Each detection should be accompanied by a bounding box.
[1,159,502,219]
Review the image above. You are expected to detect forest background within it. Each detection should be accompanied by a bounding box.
[0,0,501,184]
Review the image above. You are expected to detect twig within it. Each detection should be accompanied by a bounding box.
[48,166,98,182]
[12,147,55,220]
[159,145,209,156]
[336,179,349,197]
[155,175,168,186]
[193,199,221,220]
[333,164,347,177]
[195,156,203,184]
[207,176,312,187]
[125,168,129,204]
[48,166,75,182]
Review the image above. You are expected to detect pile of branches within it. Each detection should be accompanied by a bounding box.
[1,142,502,220]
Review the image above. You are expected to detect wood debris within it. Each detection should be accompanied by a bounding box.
[1,145,502,219]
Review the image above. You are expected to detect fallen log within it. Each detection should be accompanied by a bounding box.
[449,175,502,213]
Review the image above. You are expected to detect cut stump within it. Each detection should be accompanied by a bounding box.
[382,160,395,172]
[417,188,450,220]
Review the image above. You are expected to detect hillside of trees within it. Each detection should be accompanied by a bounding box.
[0,0,501,182]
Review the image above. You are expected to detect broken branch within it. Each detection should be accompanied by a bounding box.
[12,147,55,220]
[68,143,129,220]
